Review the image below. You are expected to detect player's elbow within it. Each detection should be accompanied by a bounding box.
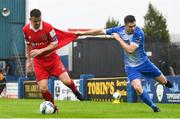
[54,43,58,48]
[53,43,58,50]
[127,48,135,54]
[98,29,105,35]
[51,42,58,49]
[126,45,137,54]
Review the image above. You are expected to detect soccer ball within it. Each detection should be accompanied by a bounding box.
[113,91,121,99]
[40,101,54,114]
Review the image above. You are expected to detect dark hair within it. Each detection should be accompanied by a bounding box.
[124,15,136,24]
[30,9,41,17]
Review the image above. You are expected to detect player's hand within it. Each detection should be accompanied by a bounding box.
[26,61,34,76]
[112,33,120,40]
[112,33,121,41]
[30,49,43,57]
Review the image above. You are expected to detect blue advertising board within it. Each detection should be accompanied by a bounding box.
[141,76,180,103]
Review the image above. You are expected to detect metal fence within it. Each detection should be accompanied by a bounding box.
[72,37,180,78]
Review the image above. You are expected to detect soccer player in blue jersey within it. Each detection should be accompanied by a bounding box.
[76,15,173,112]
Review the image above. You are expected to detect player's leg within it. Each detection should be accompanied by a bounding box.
[0,71,6,95]
[37,79,58,113]
[58,72,84,101]
[141,60,173,88]
[0,78,6,95]
[50,57,84,101]
[34,59,58,113]
[37,79,55,104]
[126,66,160,112]
[155,74,173,88]
[131,79,160,112]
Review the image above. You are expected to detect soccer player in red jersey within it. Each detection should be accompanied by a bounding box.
[23,9,83,113]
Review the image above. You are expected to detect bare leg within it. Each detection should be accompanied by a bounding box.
[58,72,84,101]
[155,74,173,88]
[131,79,143,95]
[154,74,167,84]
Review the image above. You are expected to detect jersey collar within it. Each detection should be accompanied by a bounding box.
[30,21,43,32]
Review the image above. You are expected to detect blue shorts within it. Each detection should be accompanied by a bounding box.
[125,59,162,82]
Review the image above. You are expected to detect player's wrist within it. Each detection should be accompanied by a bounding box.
[26,58,31,63]
[39,49,44,54]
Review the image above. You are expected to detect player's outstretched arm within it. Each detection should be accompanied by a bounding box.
[76,28,105,36]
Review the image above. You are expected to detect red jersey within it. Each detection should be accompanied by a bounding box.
[23,21,58,50]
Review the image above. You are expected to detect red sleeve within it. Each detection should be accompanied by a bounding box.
[44,22,58,44]
[23,24,30,44]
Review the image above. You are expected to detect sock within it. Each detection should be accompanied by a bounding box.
[67,79,77,92]
[165,80,173,88]
[140,90,156,108]
[42,90,54,105]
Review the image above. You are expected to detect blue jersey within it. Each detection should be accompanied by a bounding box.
[106,26,148,67]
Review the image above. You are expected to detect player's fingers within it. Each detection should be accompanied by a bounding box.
[30,51,36,57]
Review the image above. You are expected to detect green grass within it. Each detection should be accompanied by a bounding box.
[0,98,180,118]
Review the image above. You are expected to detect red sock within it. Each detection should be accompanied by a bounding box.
[42,90,54,105]
[69,79,77,92]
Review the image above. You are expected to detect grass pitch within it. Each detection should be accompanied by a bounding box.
[0,98,180,118]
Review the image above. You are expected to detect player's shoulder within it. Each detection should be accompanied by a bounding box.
[23,23,30,32]
[42,21,53,28]
[118,26,125,31]
[42,21,54,31]
[135,26,144,36]
[135,26,143,33]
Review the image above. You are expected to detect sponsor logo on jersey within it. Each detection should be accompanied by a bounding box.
[31,41,49,47]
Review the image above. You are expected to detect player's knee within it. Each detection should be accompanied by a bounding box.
[133,84,142,92]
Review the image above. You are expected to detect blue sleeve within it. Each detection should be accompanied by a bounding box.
[106,27,121,35]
